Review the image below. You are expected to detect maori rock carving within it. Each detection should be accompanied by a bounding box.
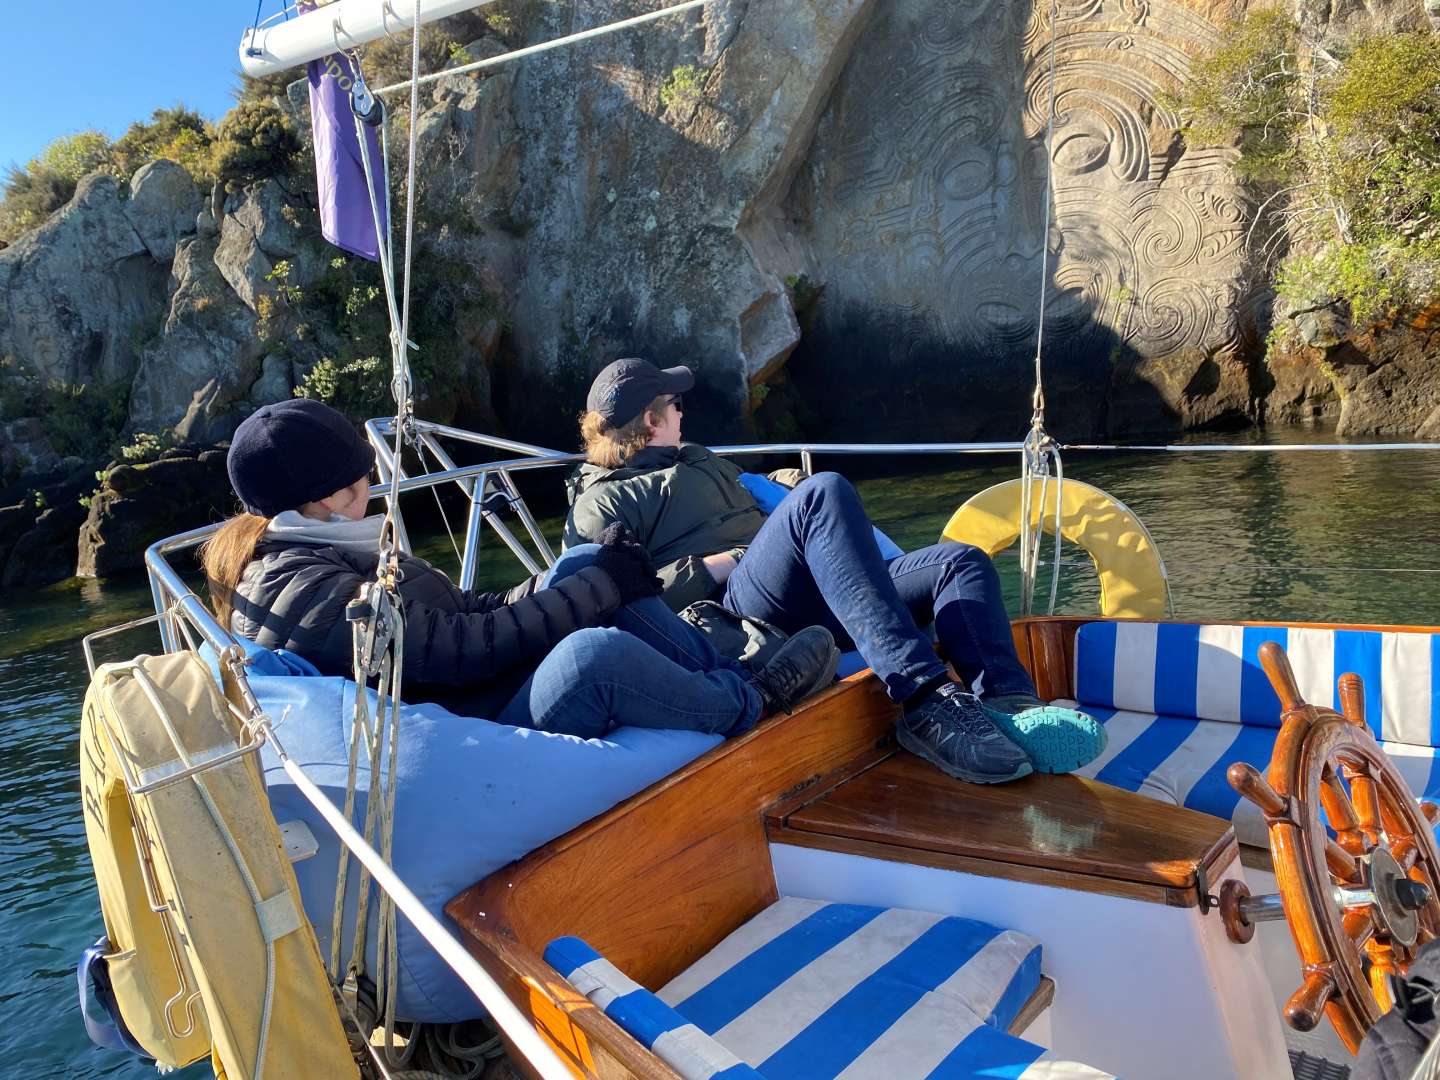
[791,0,1265,435]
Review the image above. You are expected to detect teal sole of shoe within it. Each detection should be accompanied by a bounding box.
[983,706,1108,775]
[895,726,1034,785]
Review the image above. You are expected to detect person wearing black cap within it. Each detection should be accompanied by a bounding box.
[201,397,838,737]
[566,358,1106,785]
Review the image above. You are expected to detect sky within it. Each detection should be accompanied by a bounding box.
[0,2,270,170]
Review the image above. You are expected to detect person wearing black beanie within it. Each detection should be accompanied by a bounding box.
[200,398,837,736]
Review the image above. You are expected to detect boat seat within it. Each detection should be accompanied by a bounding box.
[546,898,1118,1080]
[1065,621,1440,847]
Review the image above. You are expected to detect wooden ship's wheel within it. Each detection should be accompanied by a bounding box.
[1219,641,1440,1052]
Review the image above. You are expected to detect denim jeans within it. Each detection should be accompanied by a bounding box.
[495,546,761,739]
[722,472,1036,702]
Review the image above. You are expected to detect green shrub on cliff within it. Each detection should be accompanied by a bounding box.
[1175,19,1440,332]
[660,64,705,114]
[0,113,221,245]
[112,107,217,188]
[0,131,114,245]
[212,100,302,193]
[31,131,114,184]
[0,358,130,462]
[294,355,390,420]
[1171,10,1301,182]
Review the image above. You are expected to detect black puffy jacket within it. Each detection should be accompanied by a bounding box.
[230,540,622,719]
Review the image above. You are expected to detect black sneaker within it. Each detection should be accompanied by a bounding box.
[898,683,1033,784]
[749,627,841,714]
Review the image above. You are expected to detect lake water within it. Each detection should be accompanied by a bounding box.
[4,432,1439,1077]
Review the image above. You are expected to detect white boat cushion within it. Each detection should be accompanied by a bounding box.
[1073,621,1440,742]
[549,899,1118,1080]
[1061,700,1440,847]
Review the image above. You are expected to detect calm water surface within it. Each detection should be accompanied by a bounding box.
[4,432,1439,1076]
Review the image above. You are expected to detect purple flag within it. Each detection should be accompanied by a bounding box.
[305,29,387,260]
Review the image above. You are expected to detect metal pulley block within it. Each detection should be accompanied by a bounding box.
[348,577,398,679]
[349,68,384,127]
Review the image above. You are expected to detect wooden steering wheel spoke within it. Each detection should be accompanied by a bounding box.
[1326,839,1361,884]
[1343,761,1385,845]
[1286,969,1336,1032]
[1249,646,1440,1053]
[1392,836,1420,872]
[1342,906,1375,948]
[1321,767,1370,855]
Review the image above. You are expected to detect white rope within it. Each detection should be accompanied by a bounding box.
[263,725,576,1080]
[372,0,711,96]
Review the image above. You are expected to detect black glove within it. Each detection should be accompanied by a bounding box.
[593,523,663,605]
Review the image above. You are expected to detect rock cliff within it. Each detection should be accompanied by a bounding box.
[0,0,1435,582]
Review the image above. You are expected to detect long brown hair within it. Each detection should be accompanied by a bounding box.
[579,394,670,468]
[200,513,270,628]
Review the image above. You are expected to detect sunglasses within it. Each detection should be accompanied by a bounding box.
[668,394,684,413]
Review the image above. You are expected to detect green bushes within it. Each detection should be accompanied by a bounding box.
[0,131,114,244]
[212,100,302,193]
[111,107,217,187]
[660,64,705,114]
[0,111,223,245]
[0,358,130,462]
[1174,19,1440,333]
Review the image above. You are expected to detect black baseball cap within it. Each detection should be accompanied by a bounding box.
[586,358,694,427]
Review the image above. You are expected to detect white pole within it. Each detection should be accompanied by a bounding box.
[239,0,497,77]
[269,738,575,1080]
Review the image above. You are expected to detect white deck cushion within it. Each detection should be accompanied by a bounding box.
[1073,622,1440,742]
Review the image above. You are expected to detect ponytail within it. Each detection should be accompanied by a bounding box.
[200,513,271,628]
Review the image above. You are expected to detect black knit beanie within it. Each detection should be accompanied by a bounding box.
[227,399,377,518]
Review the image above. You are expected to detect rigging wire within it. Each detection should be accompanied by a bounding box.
[1017,0,1064,618]
[417,438,466,569]
[1030,0,1061,432]
[371,0,712,96]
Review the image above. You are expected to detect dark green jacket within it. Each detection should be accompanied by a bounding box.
[564,444,768,611]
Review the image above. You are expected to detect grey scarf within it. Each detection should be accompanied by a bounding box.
[264,511,386,554]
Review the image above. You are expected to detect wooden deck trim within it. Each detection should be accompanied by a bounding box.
[1010,977,1056,1037]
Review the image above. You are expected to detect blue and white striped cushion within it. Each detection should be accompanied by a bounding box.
[1064,701,1440,846]
[545,936,765,1080]
[659,899,1044,1078]
[1074,622,1440,742]
[549,901,1117,1080]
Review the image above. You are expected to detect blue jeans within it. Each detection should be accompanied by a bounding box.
[722,472,1036,702]
[495,546,761,739]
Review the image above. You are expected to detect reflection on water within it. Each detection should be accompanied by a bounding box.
[2,434,1438,1077]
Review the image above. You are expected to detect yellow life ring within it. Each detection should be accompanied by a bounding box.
[80,651,355,1077]
[941,477,1170,619]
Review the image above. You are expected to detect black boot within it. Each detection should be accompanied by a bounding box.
[749,627,841,714]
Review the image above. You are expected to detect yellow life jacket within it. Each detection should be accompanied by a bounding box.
[942,477,1171,619]
[79,650,355,1077]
